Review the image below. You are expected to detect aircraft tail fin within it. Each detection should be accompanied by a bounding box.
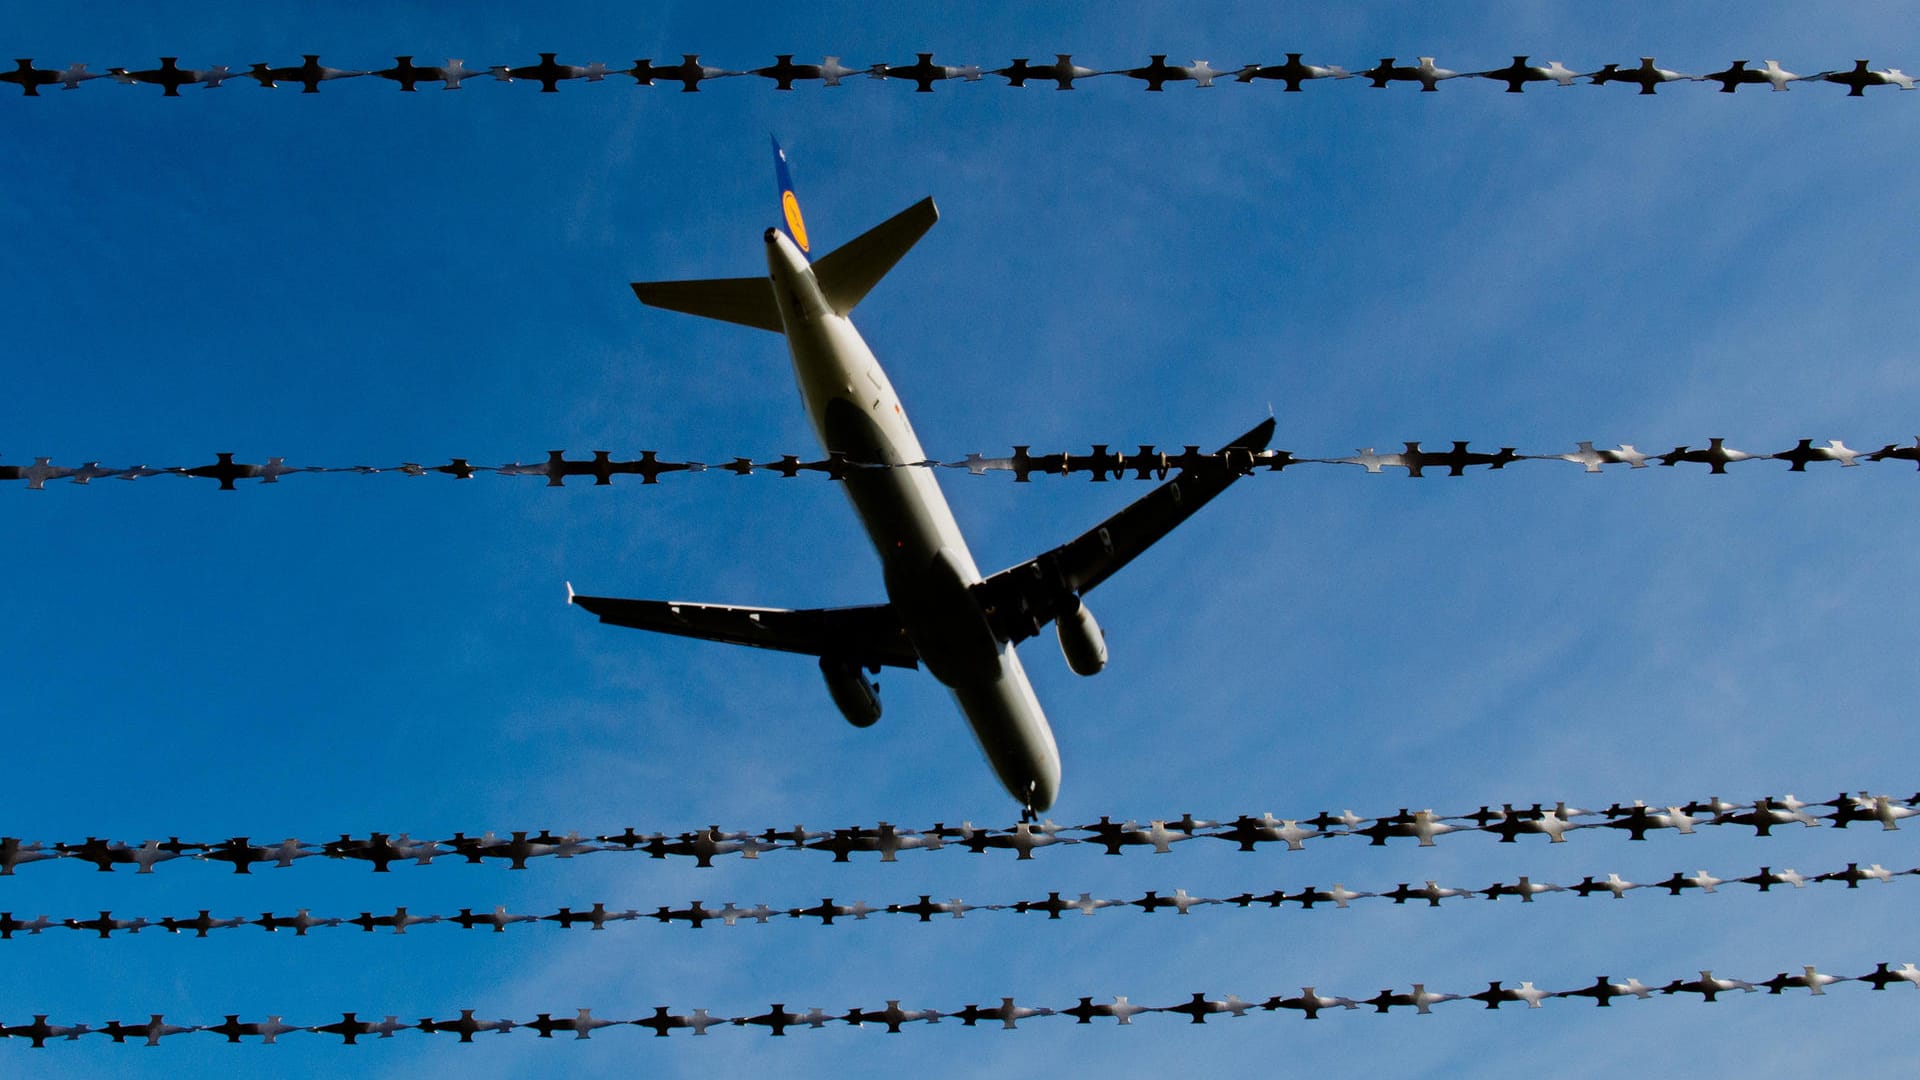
[773,135,813,254]
[811,196,939,316]
[629,139,936,330]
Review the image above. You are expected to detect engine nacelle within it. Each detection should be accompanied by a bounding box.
[1056,597,1107,676]
[819,656,882,727]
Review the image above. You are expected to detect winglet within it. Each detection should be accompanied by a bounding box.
[772,135,810,253]
[565,581,575,605]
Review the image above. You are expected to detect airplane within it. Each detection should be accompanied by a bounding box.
[1472,56,1580,93]
[1364,985,1459,1014]
[418,1010,516,1041]
[0,912,57,937]
[1235,54,1351,91]
[369,57,484,91]
[1660,971,1756,1002]
[1266,987,1359,1019]
[953,998,1053,1029]
[1819,60,1917,95]
[1830,791,1920,829]
[311,1012,407,1043]
[1653,869,1725,895]
[1658,437,1757,473]
[1589,57,1698,95]
[749,55,863,91]
[625,55,740,92]
[1762,965,1846,995]
[160,909,246,936]
[1772,438,1861,470]
[111,57,239,94]
[1117,55,1228,90]
[66,911,150,938]
[178,452,308,489]
[491,53,608,92]
[349,906,440,933]
[1704,59,1806,93]
[0,837,61,874]
[568,138,1272,816]
[1287,883,1369,909]
[544,902,641,929]
[844,1000,944,1032]
[1064,995,1154,1024]
[1556,975,1654,1005]
[1,59,109,95]
[1739,866,1809,891]
[636,1006,722,1036]
[527,1009,622,1039]
[207,1014,305,1043]
[1359,57,1461,91]
[994,55,1103,90]
[253,908,342,935]
[203,836,313,872]
[100,1015,200,1046]
[1165,992,1253,1022]
[1551,440,1650,472]
[1482,875,1566,902]
[10,456,77,490]
[1468,981,1551,1009]
[2,1015,92,1046]
[245,55,365,92]
[887,894,975,921]
[870,53,982,92]
[453,905,537,931]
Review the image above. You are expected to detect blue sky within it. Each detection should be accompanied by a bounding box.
[6,3,1920,1075]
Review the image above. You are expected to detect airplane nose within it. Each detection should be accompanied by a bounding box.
[1030,699,1063,812]
[1027,750,1062,813]
[763,227,778,243]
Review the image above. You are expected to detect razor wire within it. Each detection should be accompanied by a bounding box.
[3,435,1913,490]
[4,854,1914,941]
[1,956,1916,1047]
[4,789,1911,876]
[4,51,1918,98]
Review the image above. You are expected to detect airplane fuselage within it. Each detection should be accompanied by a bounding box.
[763,228,1062,811]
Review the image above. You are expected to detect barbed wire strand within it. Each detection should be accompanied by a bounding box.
[4,789,1911,876]
[3,52,1917,99]
[3,434,1915,490]
[3,854,1912,941]
[2,954,1915,1047]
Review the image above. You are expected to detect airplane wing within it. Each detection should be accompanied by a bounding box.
[971,417,1275,645]
[568,592,921,669]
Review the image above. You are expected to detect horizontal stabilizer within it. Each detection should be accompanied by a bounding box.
[630,276,782,333]
[812,196,938,316]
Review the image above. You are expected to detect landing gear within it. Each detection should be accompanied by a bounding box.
[1020,781,1038,824]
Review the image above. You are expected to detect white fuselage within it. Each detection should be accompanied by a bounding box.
[763,228,1062,811]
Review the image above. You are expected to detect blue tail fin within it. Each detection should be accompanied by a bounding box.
[772,135,811,254]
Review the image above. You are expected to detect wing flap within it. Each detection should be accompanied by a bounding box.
[570,594,920,669]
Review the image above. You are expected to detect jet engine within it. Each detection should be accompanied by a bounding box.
[1056,597,1107,676]
[819,656,882,727]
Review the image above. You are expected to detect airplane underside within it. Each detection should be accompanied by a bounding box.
[570,150,1270,813]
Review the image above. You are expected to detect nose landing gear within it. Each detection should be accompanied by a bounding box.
[1020,780,1038,824]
